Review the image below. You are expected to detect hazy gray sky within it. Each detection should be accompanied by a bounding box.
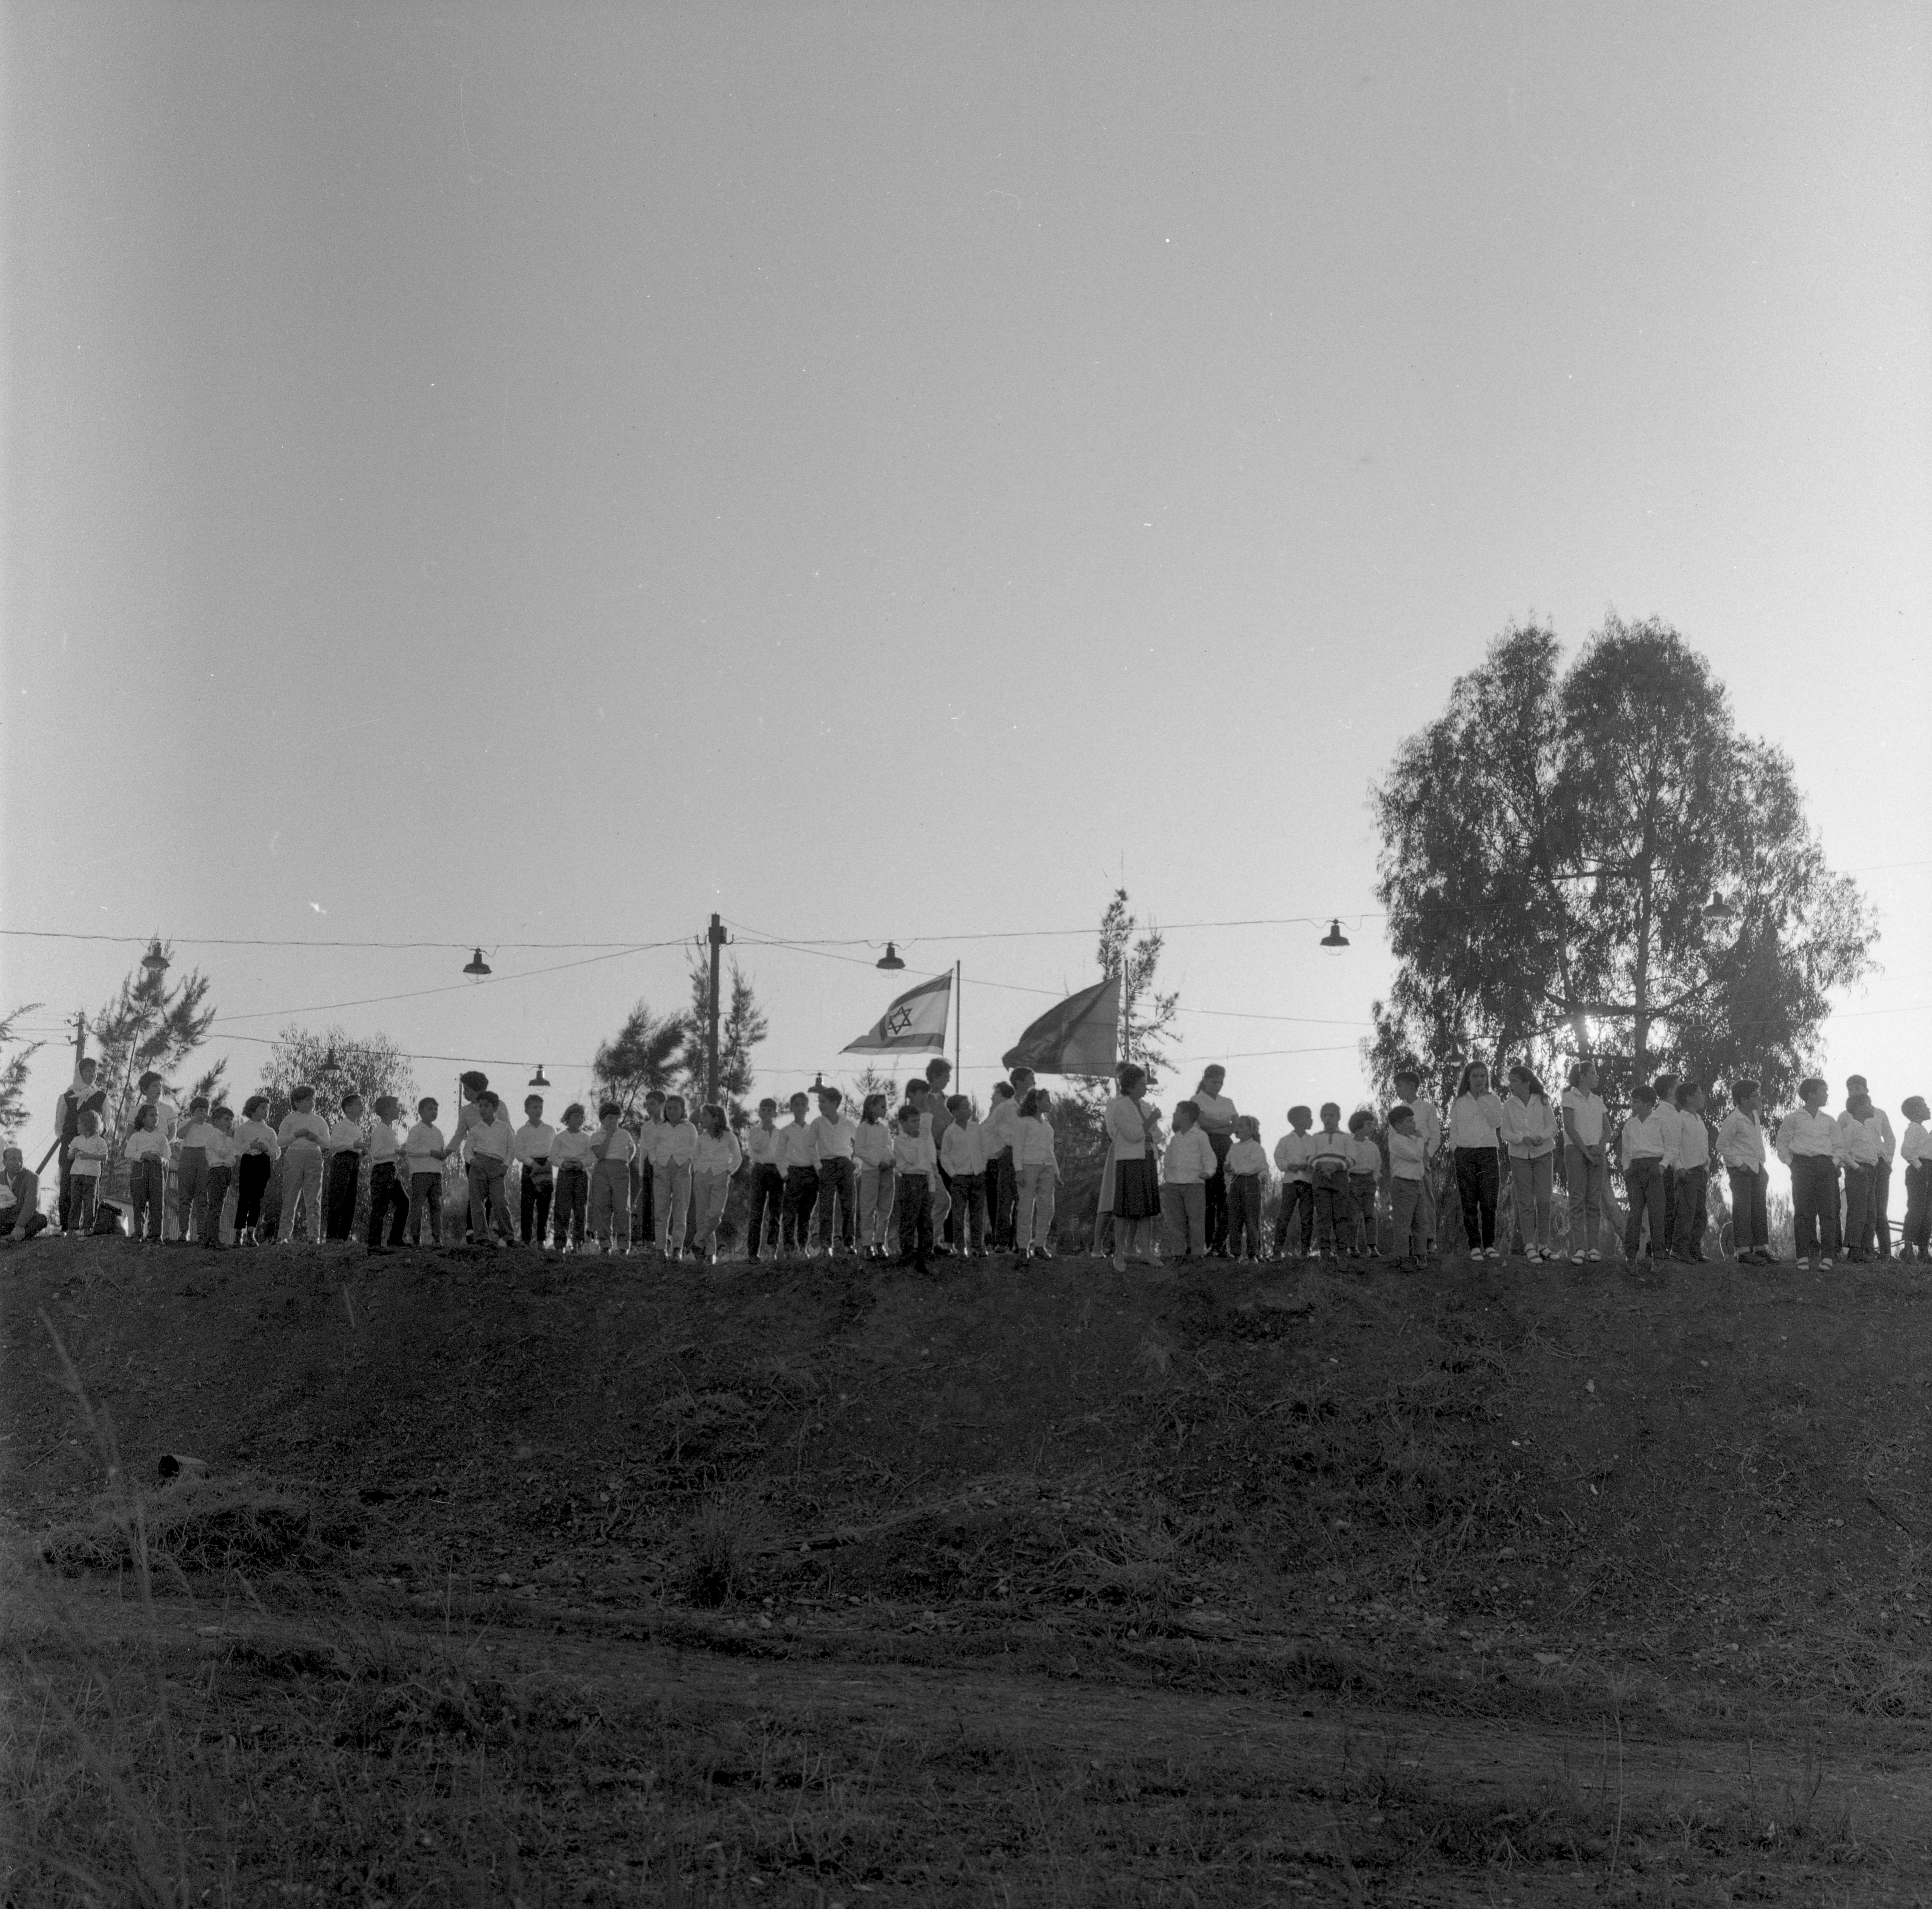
[4,2,1928,1156]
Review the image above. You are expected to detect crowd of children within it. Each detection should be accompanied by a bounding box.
[19,1052,1932,1275]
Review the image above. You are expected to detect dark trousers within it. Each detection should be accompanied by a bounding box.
[1226,1173,1263,1258]
[519,1166,553,1245]
[1872,1161,1893,1256]
[1275,1180,1313,1255]
[989,1148,1017,1249]
[68,1175,100,1233]
[1902,1161,1930,1257]
[1673,1164,1708,1259]
[467,1161,513,1241]
[203,1166,231,1245]
[1790,1154,1841,1258]
[1456,1146,1499,1250]
[746,1163,785,1254]
[176,1146,211,1240]
[58,1146,77,1230]
[1203,1133,1231,1253]
[817,1157,855,1248]
[949,1171,986,1251]
[408,1171,443,1246]
[1659,1165,1679,1253]
[1311,1175,1350,1255]
[365,1161,407,1249]
[1350,1173,1378,1253]
[324,1153,360,1241]
[937,1163,957,1247]
[553,1165,587,1247]
[1623,1157,1665,1258]
[780,1166,818,1251]
[128,1157,165,1240]
[633,1156,655,1249]
[1727,1165,1770,1255]
[235,1153,274,1238]
[897,1174,934,1263]
[1843,1165,1878,1259]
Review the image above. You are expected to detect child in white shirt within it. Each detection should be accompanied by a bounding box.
[939,1097,988,1253]
[548,1104,596,1251]
[515,1095,557,1249]
[1272,1106,1316,1260]
[276,1087,330,1245]
[364,1095,407,1255]
[1671,1082,1713,1263]
[1161,1100,1217,1262]
[66,1110,107,1235]
[1716,1078,1773,1264]
[324,1093,368,1244]
[1346,1109,1383,1258]
[852,1093,897,1260]
[587,1101,636,1254]
[1223,1115,1269,1263]
[1013,1087,1060,1260]
[891,1100,939,1270]
[123,1103,170,1242]
[1386,1105,1429,1268]
[1308,1103,1355,1262]
[202,1106,238,1248]
[1621,1085,1669,1260]
[404,1097,448,1248]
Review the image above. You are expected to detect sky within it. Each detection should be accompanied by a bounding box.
[3,2,1928,1174]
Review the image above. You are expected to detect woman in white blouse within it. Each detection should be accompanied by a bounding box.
[1449,1061,1508,1259]
[689,1103,743,1264]
[1105,1063,1163,1272]
[1500,1065,1558,1262]
[1191,1066,1239,1259]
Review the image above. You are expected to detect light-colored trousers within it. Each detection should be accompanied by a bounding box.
[858,1163,895,1245]
[588,1159,630,1245]
[1016,1164,1058,1249]
[1511,1150,1555,1251]
[655,1161,693,1252]
[278,1149,324,1242]
[1566,1144,1608,1254]
[1162,1180,1207,1257]
[690,1168,730,1252]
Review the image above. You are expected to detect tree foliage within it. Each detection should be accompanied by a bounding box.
[1097,889,1179,1086]
[254,1025,418,1128]
[1369,616,1875,1110]
[591,1000,688,1113]
[0,1005,45,1142]
[90,949,225,1148]
[678,957,769,1109]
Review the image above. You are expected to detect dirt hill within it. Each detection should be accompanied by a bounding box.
[4,1237,1930,1904]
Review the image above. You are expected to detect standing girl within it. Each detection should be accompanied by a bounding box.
[1014,1087,1060,1260]
[1105,1064,1162,1273]
[1500,1065,1558,1262]
[231,1095,281,1245]
[1449,1062,1507,1260]
[123,1103,169,1243]
[1192,1066,1238,1258]
[689,1104,742,1263]
[853,1092,896,1259]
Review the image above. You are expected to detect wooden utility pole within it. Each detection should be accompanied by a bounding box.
[953,961,962,1086]
[704,914,728,1106]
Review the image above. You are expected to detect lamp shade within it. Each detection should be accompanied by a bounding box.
[140,939,170,975]
[463,948,492,976]
[876,942,905,971]
[529,1065,551,1088]
[1319,918,1350,950]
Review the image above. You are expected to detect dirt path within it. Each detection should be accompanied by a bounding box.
[83,1592,1932,1899]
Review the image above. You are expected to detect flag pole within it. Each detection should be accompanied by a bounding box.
[954,961,962,1085]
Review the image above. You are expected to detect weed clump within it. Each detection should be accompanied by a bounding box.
[41,1476,312,1575]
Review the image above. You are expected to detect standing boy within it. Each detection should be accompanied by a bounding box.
[981,1075,1025,1252]
[656,1095,699,1257]
[891,1098,938,1272]
[744,1099,785,1260]
[365,1095,408,1255]
[1846,1075,1897,1258]
[1390,1068,1442,1256]
[404,1097,447,1248]
[54,1056,107,1232]
[778,1092,819,1255]
[1671,1082,1712,1263]
[1223,1115,1269,1263]
[1620,1084,1669,1262]
[1777,1078,1842,1269]
[1308,1103,1355,1263]
[938,1095,986,1254]
[1347,1109,1382,1258]
[515,1095,556,1248]
[1716,1080,1773,1264]
[1272,1106,1316,1259]
[276,1087,330,1245]
[550,1104,596,1251]
[173,1097,217,1246]
[324,1093,367,1243]
[1386,1104,1429,1270]
[812,1085,858,1257]
[588,1102,635,1253]
[464,1091,517,1245]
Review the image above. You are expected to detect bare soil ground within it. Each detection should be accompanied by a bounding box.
[4,1236,1931,1905]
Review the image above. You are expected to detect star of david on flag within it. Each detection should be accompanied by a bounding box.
[842,969,951,1055]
